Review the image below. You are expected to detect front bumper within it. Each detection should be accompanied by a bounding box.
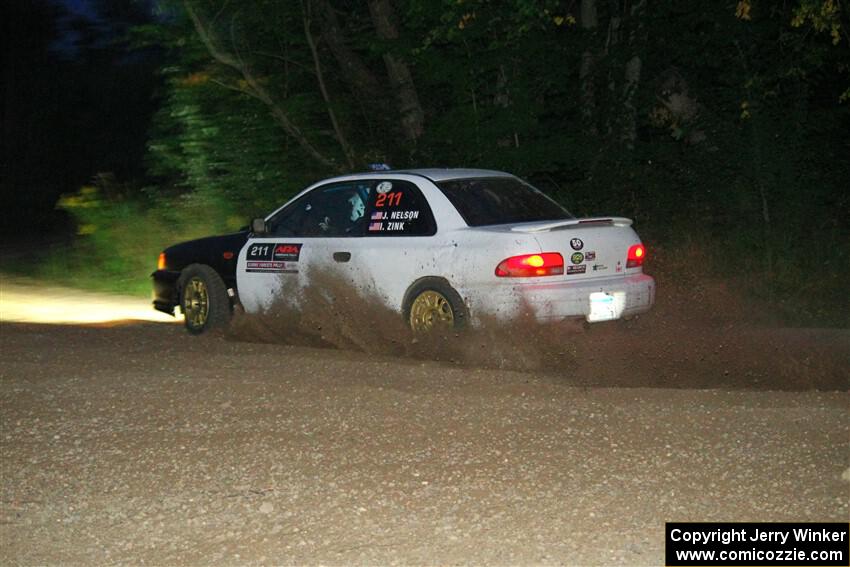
[151,269,181,315]
[467,273,655,323]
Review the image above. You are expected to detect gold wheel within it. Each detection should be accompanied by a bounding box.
[409,290,455,332]
[183,276,209,331]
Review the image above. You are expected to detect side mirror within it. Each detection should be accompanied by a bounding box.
[251,217,269,236]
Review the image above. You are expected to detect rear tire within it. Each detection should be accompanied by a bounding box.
[178,264,231,334]
[403,278,468,333]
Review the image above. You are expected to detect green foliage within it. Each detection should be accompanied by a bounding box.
[47,182,229,295]
[790,0,845,45]
[148,68,298,219]
[144,5,326,217]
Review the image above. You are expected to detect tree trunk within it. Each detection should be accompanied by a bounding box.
[620,0,646,150]
[367,0,424,144]
[315,0,382,105]
[495,65,519,148]
[621,55,642,149]
[604,2,622,138]
[579,0,599,135]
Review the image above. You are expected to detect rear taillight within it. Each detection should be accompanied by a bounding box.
[626,244,645,268]
[495,253,564,277]
[157,252,167,270]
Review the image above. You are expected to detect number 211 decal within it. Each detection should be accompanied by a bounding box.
[375,192,402,208]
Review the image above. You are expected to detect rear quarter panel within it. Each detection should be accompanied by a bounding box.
[350,229,542,313]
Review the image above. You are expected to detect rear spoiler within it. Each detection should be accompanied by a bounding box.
[510,217,633,233]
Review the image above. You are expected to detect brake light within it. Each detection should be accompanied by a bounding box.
[496,253,564,277]
[157,252,167,270]
[626,244,645,268]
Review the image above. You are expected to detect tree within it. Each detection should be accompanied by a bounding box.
[183,0,345,171]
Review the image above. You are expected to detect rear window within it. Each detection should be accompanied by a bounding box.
[436,177,573,227]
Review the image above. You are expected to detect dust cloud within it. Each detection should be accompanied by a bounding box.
[228,269,850,390]
[228,269,584,373]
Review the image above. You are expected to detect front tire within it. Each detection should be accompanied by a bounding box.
[179,264,231,334]
[404,278,468,333]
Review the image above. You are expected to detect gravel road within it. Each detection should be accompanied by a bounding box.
[1,320,848,566]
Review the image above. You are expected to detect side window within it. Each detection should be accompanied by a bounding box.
[365,180,436,237]
[269,182,371,237]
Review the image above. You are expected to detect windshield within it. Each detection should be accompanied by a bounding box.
[435,177,573,227]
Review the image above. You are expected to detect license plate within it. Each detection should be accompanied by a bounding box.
[587,291,624,322]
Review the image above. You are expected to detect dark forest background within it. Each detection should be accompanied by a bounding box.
[2,0,848,325]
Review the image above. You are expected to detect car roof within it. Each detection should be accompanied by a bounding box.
[361,168,515,182]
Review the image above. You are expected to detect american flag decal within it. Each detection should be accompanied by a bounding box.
[371,211,384,220]
[368,222,382,231]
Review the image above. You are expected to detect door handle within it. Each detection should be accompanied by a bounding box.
[333,252,351,263]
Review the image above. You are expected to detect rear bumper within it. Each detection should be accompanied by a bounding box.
[467,273,655,323]
[151,269,180,316]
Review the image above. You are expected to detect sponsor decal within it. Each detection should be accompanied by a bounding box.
[585,251,596,261]
[570,238,584,250]
[567,265,587,275]
[273,243,301,261]
[246,242,301,273]
[376,181,393,194]
[570,252,584,265]
[246,261,298,274]
[616,260,623,273]
[592,264,608,271]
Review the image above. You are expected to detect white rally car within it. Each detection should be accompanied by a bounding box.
[232,168,655,332]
